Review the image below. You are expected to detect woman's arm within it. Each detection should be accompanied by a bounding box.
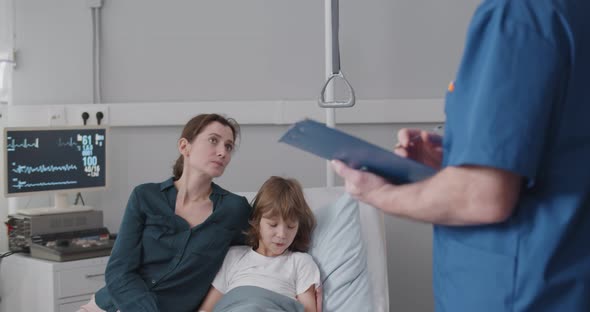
[198,286,224,312]
[297,285,318,312]
[104,188,159,311]
[230,196,253,246]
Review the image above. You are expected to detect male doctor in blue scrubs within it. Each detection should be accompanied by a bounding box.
[332,0,590,311]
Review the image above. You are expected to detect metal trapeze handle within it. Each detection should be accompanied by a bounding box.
[319,72,355,108]
[318,0,355,108]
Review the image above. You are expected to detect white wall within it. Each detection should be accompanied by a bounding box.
[1,0,479,311]
[12,0,475,105]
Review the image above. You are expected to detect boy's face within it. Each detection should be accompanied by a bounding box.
[256,215,299,257]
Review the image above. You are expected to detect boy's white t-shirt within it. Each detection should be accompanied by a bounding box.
[212,246,320,299]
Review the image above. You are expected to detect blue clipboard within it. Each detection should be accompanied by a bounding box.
[279,119,437,184]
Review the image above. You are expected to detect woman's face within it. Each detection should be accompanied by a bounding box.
[181,121,235,178]
[256,215,299,257]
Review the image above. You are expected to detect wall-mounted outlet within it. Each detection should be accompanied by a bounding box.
[67,105,109,126]
[48,106,66,126]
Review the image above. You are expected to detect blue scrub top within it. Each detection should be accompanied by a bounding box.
[436,1,590,311]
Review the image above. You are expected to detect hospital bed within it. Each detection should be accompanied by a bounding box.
[238,187,389,312]
[239,1,389,309]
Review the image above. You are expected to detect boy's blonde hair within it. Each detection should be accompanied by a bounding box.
[246,176,316,252]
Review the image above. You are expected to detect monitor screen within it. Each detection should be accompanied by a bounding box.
[4,127,107,197]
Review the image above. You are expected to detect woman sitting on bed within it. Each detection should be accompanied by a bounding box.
[198,176,321,312]
[79,114,252,312]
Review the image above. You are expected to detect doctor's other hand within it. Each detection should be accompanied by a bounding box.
[331,159,389,206]
[394,128,443,169]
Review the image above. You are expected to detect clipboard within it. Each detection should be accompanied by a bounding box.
[279,119,437,184]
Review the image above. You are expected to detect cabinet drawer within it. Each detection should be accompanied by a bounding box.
[57,264,107,299]
[59,299,91,312]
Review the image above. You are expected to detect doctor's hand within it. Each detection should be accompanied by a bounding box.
[331,160,389,206]
[394,128,443,169]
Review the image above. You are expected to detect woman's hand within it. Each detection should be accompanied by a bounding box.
[394,128,443,169]
[198,286,223,312]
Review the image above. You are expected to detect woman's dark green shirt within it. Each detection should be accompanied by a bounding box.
[94,178,252,312]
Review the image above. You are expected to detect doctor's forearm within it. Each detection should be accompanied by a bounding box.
[370,166,521,226]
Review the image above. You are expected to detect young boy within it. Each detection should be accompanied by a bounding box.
[199,176,320,312]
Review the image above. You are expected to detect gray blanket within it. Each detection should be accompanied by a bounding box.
[213,286,304,312]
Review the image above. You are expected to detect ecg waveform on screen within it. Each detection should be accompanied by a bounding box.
[6,138,40,152]
[5,128,106,194]
[10,180,78,190]
[58,137,78,148]
[11,163,78,175]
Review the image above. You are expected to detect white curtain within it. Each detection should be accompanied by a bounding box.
[0,0,14,105]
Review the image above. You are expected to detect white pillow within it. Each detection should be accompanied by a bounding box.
[307,190,374,312]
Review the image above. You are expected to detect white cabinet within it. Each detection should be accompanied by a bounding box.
[0,254,109,312]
